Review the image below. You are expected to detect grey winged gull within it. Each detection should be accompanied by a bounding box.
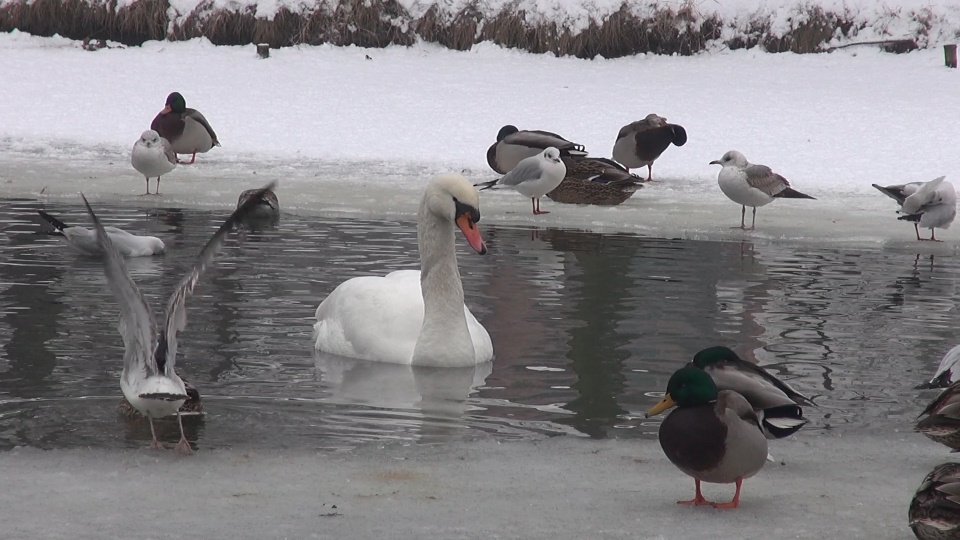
[81,182,276,453]
[710,150,815,230]
[477,147,566,215]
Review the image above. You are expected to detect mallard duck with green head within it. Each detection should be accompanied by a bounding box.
[917,382,960,451]
[909,462,960,540]
[150,92,220,165]
[691,346,813,439]
[646,366,768,508]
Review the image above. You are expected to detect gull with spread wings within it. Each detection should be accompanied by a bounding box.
[82,182,276,454]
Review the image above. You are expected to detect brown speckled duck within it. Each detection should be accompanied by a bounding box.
[917,381,960,451]
[909,462,960,540]
[546,156,644,206]
[150,92,220,164]
[486,125,587,174]
[611,114,687,181]
[646,366,768,509]
[237,187,280,227]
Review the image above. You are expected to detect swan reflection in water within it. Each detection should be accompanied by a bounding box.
[314,350,493,442]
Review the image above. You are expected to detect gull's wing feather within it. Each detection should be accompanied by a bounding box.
[497,156,544,187]
[902,176,948,215]
[80,195,158,377]
[159,182,277,371]
[744,164,789,196]
[161,137,178,165]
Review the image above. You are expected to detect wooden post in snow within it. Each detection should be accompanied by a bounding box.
[257,44,270,59]
[945,44,957,68]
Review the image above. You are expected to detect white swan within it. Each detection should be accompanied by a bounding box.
[313,173,494,367]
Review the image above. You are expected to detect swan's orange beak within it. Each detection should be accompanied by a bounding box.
[160,105,172,114]
[456,214,487,255]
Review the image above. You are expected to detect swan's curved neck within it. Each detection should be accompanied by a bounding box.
[413,200,474,365]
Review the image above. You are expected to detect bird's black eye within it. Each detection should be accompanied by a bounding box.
[453,197,481,223]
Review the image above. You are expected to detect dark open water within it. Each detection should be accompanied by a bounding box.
[0,198,957,450]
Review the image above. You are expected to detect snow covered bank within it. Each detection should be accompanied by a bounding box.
[0,433,948,539]
[1,33,958,247]
[1,0,959,56]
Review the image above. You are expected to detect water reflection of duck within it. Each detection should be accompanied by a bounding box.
[646,366,768,509]
[546,156,644,206]
[909,463,960,540]
[917,382,960,451]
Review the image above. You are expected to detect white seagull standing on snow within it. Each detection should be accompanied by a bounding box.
[476,147,567,215]
[710,150,816,230]
[131,129,178,195]
[38,209,165,257]
[81,182,276,454]
[872,176,957,242]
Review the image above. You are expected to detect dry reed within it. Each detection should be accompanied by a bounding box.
[0,0,938,55]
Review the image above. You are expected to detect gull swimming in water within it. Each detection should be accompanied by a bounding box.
[131,129,177,195]
[872,176,956,241]
[38,209,165,257]
[710,150,815,230]
[150,92,220,165]
[476,147,566,215]
[486,125,587,174]
[82,183,276,453]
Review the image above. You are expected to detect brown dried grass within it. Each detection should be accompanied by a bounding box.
[0,0,112,40]
[115,0,168,43]
[764,7,838,53]
[0,0,935,56]
[416,4,481,51]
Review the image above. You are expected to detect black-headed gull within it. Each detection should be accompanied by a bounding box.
[477,147,566,215]
[38,209,164,257]
[131,129,177,195]
[81,182,275,453]
[873,176,956,241]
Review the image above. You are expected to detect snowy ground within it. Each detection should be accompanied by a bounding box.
[2,32,960,249]
[0,432,947,539]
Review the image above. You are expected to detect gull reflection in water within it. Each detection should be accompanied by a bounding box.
[314,350,493,443]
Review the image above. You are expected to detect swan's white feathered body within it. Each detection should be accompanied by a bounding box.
[313,174,493,367]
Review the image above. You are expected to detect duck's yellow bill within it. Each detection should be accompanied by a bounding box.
[646,395,676,417]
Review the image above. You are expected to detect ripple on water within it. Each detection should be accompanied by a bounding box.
[1,200,959,449]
